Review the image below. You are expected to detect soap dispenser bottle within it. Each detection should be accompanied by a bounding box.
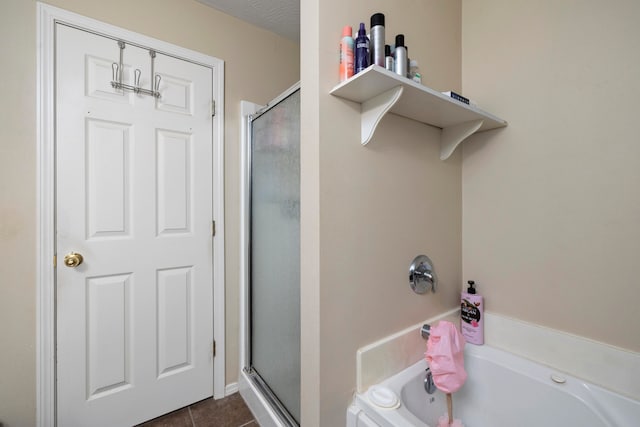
[461,280,484,345]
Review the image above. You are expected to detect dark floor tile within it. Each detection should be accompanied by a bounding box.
[190,393,254,427]
[239,421,258,427]
[135,407,193,427]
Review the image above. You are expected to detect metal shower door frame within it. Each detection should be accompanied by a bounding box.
[243,82,300,427]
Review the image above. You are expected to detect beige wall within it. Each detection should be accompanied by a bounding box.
[301,1,463,425]
[462,0,640,352]
[0,1,298,425]
[0,2,38,426]
[10,0,636,425]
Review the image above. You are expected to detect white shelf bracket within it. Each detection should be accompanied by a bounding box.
[361,85,403,145]
[440,119,484,160]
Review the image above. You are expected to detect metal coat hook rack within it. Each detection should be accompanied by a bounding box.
[111,41,161,98]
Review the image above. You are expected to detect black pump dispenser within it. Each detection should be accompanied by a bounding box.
[467,280,476,294]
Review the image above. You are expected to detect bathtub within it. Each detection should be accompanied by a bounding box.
[348,344,640,427]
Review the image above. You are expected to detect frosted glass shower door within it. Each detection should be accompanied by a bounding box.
[249,87,300,423]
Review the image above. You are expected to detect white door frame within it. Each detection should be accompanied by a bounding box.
[36,4,226,426]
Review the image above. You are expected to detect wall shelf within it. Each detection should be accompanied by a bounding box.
[329,65,507,160]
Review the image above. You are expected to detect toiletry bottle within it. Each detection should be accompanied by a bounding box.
[405,46,410,78]
[394,34,407,77]
[339,25,354,82]
[384,44,394,72]
[461,280,484,345]
[370,13,385,67]
[354,23,369,74]
[409,60,421,83]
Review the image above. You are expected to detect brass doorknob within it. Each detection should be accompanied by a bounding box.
[64,252,84,268]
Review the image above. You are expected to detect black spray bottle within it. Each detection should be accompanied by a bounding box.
[354,23,369,74]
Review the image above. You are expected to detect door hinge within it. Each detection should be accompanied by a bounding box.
[211,100,216,117]
[213,340,216,357]
[53,255,57,268]
[212,220,216,236]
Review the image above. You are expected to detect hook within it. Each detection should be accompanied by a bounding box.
[109,40,161,99]
[111,63,119,83]
[134,69,141,90]
[154,74,162,94]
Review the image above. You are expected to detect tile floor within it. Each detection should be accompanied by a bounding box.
[137,393,257,427]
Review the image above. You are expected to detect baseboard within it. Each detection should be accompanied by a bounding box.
[225,382,239,396]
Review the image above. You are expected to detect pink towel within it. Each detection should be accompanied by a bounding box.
[425,321,467,394]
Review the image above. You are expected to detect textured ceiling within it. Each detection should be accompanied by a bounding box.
[197,0,300,42]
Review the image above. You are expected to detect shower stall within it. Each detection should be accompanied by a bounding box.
[239,84,300,426]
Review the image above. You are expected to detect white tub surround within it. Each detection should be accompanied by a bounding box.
[350,344,640,427]
[356,310,640,402]
[484,312,640,401]
[357,309,459,393]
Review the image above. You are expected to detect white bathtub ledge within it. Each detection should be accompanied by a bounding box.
[484,312,640,402]
[352,344,640,427]
[356,309,640,402]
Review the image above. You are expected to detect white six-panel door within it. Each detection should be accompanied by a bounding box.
[55,23,214,426]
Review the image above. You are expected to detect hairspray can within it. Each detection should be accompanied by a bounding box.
[370,13,385,67]
[384,44,394,72]
[394,34,407,77]
[339,25,354,82]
